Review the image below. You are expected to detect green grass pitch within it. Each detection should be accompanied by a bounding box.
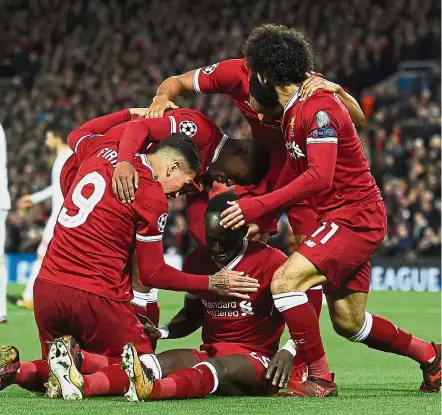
[0,284,440,414]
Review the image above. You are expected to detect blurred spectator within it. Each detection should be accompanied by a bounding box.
[0,0,440,257]
[371,76,441,258]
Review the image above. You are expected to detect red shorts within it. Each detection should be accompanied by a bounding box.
[297,201,387,294]
[287,203,317,236]
[34,279,153,359]
[191,342,275,395]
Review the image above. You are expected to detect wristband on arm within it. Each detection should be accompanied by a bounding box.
[280,339,297,357]
[158,325,170,339]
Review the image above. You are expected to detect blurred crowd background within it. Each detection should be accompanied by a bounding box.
[0,0,440,258]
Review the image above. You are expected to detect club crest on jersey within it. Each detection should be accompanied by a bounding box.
[202,63,219,75]
[179,120,198,138]
[315,110,330,128]
[286,142,305,159]
[157,213,168,233]
[289,116,296,136]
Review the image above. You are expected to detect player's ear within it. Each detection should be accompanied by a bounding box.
[233,144,247,157]
[166,161,179,177]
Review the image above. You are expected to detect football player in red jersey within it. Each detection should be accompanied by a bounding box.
[35,109,261,358]
[61,108,271,245]
[145,44,366,246]
[0,117,262,396]
[59,107,271,336]
[143,46,368,365]
[221,24,441,396]
[121,192,295,401]
[19,192,297,401]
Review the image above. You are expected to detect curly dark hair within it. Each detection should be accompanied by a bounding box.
[242,23,315,86]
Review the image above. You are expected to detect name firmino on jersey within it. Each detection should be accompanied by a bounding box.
[97,147,118,167]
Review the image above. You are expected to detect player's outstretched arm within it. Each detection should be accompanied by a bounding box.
[17,185,53,208]
[248,157,296,235]
[266,341,296,388]
[220,142,337,229]
[136,238,259,298]
[146,71,196,118]
[299,75,366,128]
[143,295,204,342]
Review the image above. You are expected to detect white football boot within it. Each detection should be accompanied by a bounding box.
[47,338,84,400]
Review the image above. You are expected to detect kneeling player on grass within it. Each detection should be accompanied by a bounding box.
[11,192,295,400]
[0,129,260,396]
[58,107,271,340]
[121,192,295,401]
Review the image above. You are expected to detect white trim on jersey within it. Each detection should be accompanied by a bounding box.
[306,137,338,145]
[135,154,155,176]
[74,133,104,154]
[74,134,90,154]
[168,115,177,133]
[283,90,300,115]
[221,238,248,270]
[193,68,202,93]
[210,134,229,164]
[135,234,163,242]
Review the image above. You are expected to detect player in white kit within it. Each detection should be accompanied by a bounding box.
[0,122,11,323]
[14,122,72,309]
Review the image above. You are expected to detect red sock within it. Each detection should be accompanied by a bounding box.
[145,302,160,327]
[145,302,160,350]
[308,356,331,381]
[151,363,216,400]
[83,364,130,397]
[273,292,331,381]
[306,287,323,318]
[290,356,308,383]
[132,297,160,351]
[290,288,322,380]
[360,314,436,364]
[15,360,49,392]
[80,351,120,374]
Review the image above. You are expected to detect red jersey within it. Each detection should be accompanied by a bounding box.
[61,109,227,195]
[116,108,227,174]
[237,90,382,222]
[193,58,286,194]
[60,109,228,245]
[183,239,286,356]
[40,121,209,302]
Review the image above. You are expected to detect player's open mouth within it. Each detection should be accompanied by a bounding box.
[212,253,226,261]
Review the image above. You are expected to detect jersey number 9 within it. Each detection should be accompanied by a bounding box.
[58,172,106,229]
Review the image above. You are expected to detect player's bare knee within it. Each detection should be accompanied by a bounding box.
[204,358,227,382]
[271,265,286,294]
[330,311,365,338]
